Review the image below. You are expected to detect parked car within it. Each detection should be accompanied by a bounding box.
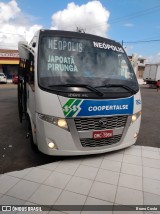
[12,75,18,84]
[0,73,7,84]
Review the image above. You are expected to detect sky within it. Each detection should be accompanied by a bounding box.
[0,0,160,62]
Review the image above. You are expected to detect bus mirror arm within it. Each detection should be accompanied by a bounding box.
[32,42,36,48]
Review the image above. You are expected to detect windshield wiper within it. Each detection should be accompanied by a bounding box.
[95,84,136,94]
[48,84,104,97]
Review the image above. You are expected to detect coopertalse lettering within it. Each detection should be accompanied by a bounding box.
[48,39,83,52]
[93,41,124,53]
[88,105,128,112]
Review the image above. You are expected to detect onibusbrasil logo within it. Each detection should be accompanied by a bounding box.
[62,99,83,117]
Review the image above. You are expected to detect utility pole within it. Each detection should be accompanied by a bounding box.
[122,40,123,47]
[24,31,27,41]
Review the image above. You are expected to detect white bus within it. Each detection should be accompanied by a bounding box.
[18,29,142,156]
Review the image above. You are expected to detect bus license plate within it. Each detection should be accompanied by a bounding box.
[93,130,113,139]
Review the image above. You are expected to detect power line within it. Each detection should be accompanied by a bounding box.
[0,5,160,39]
[0,32,24,36]
[61,4,160,31]
[123,39,160,44]
[93,6,160,29]
[110,5,160,24]
[0,32,33,37]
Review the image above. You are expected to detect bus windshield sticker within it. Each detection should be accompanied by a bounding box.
[93,41,124,53]
[47,55,78,72]
[48,39,83,52]
[61,96,134,117]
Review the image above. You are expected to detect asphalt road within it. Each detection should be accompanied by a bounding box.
[0,83,160,173]
[135,84,160,147]
[0,84,62,174]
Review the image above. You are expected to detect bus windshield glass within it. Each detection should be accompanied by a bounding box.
[38,36,139,92]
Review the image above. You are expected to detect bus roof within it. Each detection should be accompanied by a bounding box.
[19,29,124,59]
[33,29,121,46]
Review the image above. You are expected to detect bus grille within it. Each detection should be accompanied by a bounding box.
[74,116,128,131]
[81,135,122,147]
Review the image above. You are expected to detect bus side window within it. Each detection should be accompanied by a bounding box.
[27,53,35,91]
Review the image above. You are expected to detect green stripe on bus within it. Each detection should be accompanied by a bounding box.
[63,99,75,116]
[66,99,82,117]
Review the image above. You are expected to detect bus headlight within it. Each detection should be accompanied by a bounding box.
[38,113,68,130]
[57,119,68,129]
[48,142,55,149]
[132,111,141,123]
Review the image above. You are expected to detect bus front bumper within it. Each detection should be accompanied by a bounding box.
[36,114,141,156]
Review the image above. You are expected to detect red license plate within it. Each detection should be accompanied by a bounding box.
[93,130,113,139]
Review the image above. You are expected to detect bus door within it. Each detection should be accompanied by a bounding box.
[26,52,36,126]
[18,59,27,122]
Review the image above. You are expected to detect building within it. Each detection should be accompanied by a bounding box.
[0,49,19,80]
[128,55,146,79]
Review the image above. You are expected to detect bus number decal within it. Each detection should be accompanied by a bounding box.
[47,55,78,73]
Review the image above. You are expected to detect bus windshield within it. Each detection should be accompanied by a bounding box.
[38,36,139,92]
